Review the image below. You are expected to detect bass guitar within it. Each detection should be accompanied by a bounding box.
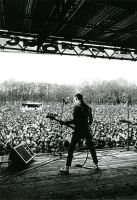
[46,113,74,129]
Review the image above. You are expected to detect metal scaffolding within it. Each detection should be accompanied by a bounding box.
[0,32,136,61]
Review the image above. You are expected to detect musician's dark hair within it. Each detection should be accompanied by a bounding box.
[74,93,83,102]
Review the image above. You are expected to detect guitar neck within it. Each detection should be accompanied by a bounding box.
[53,118,74,129]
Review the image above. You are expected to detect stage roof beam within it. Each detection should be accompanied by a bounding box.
[0,0,137,61]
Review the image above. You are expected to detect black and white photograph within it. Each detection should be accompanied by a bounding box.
[0,1,137,200]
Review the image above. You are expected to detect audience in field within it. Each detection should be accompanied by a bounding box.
[0,103,137,155]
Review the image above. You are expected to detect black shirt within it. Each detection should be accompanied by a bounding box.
[66,101,93,137]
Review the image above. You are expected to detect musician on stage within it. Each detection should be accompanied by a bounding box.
[60,93,99,175]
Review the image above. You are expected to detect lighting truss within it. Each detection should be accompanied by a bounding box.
[0,31,137,61]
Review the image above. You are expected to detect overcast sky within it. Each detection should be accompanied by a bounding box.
[0,52,137,85]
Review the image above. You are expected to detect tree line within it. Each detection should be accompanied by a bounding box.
[0,79,136,105]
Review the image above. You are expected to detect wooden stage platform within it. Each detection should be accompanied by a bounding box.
[0,148,137,200]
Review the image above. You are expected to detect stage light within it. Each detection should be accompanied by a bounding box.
[92,48,98,52]
[96,47,105,53]
[42,43,58,53]
[78,44,89,51]
[23,39,36,47]
[120,49,130,54]
[6,37,20,46]
[61,42,75,50]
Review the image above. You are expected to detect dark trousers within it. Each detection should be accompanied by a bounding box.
[66,133,98,167]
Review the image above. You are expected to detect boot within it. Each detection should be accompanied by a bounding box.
[94,163,99,171]
[60,166,69,175]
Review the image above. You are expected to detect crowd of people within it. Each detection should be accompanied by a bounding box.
[0,102,137,155]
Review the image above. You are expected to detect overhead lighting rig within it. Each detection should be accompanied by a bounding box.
[0,31,136,61]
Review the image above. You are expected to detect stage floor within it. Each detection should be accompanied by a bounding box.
[0,148,137,200]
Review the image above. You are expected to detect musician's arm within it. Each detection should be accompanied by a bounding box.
[60,119,74,126]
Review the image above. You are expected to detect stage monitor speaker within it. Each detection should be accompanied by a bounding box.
[8,144,35,170]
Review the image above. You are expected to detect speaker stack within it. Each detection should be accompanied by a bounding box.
[8,144,35,170]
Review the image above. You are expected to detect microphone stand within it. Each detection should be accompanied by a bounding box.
[126,101,130,151]
[58,99,66,158]
[60,99,65,121]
